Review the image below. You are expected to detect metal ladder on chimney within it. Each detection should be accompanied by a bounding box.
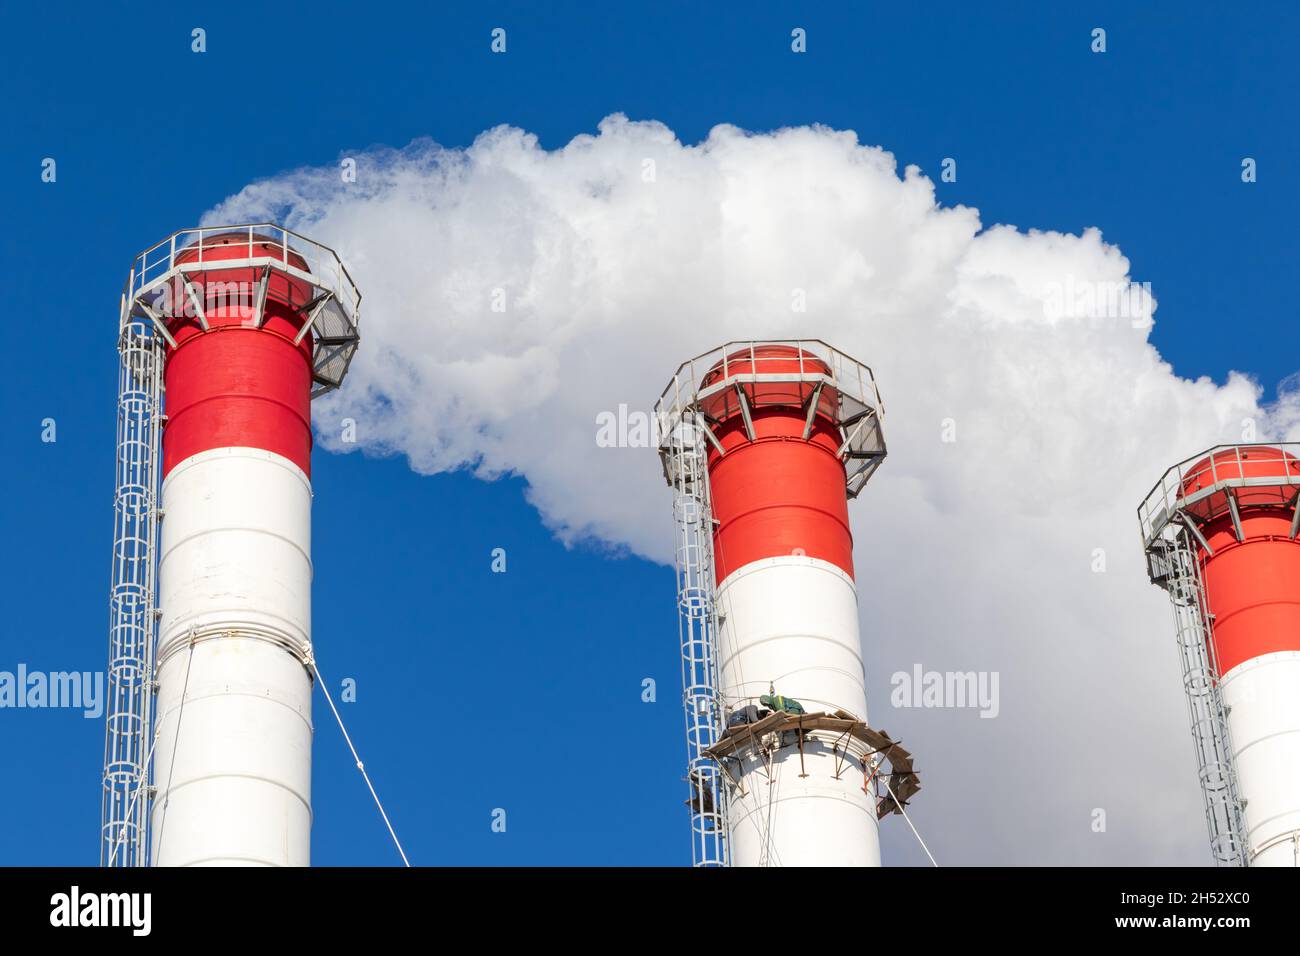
[1157,529,1250,866]
[100,306,164,867]
[665,415,730,866]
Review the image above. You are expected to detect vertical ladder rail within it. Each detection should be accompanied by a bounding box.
[101,316,164,867]
[667,415,729,866]
[1163,533,1250,866]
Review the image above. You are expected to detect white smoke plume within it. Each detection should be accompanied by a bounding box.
[205,115,1300,864]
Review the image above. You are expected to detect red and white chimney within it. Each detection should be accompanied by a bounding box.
[1141,444,1300,866]
[657,341,916,867]
[118,227,360,866]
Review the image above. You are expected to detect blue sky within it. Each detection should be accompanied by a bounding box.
[1,3,1296,865]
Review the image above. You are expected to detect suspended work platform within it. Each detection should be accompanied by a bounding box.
[704,710,921,820]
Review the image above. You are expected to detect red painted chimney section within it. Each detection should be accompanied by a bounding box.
[161,235,316,477]
[701,346,853,584]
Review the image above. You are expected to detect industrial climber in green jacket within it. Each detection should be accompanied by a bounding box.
[760,693,805,716]
[760,692,807,748]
